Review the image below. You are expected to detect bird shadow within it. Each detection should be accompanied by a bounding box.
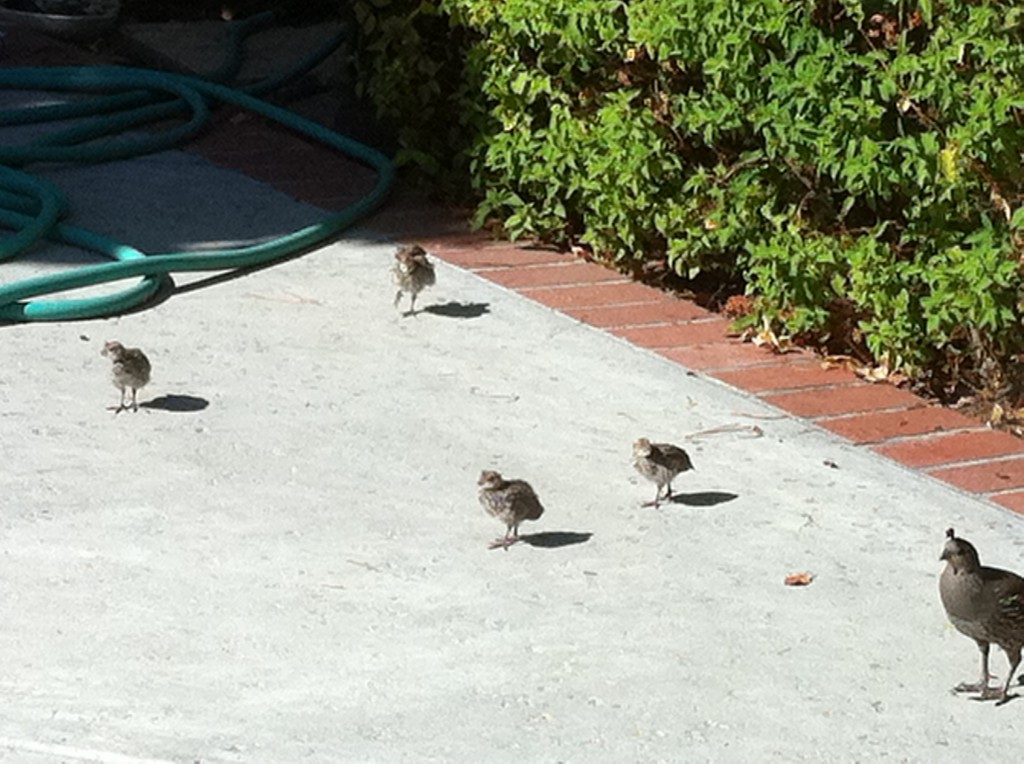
[970,692,1019,706]
[667,491,739,507]
[422,301,491,319]
[139,394,210,413]
[520,531,593,549]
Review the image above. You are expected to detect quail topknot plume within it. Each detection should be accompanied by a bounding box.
[392,244,436,315]
[101,340,151,413]
[477,470,545,549]
[939,527,1024,705]
[632,437,694,507]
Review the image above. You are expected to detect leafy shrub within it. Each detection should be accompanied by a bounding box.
[352,0,1024,395]
[350,0,481,179]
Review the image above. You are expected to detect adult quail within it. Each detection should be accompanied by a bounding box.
[101,340,151,413]
[939,528,1024,705]
[477,470,545,549]
[392,244,436,315]
[632,437,694,507]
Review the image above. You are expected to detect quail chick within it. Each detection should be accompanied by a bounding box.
[477,470,545,549]
[939,528,1024,705]
[632,437,694,507]
[101,340,151,413]
[392,244,436,315]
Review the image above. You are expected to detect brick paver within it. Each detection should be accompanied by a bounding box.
[562,300,711,328]
[521,282,671,309]
[610,318,735,348]
[431,245,568,269]
[818,407,977,445]
[658,343,785,371]
[763,383,923,419]
[929,457,1024,494]
[872,429,1024,469]
[480,261,626,288]
[714,362,859,392]
[990,491,1024,516]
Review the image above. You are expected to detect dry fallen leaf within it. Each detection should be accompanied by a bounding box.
[748,316,793,354]
[821,355,857,369]
[990,402,1006,426]
[784,572,814,587]
[855,363,891,383]
[570,244,594,262]
[853,362,907,385]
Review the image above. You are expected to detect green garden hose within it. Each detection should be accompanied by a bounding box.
[0,52,394,322]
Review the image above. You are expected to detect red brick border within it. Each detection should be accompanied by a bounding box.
[412,236,1024,519]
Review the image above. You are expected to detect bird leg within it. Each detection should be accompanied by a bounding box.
[409,292,418,315]
[955,641,995,695]
[131,387,139,412]
[994,647,1022,706]
[488,525,522,550]
[641,485,666,507]
[110,387,127,414]
[488,536,521,550]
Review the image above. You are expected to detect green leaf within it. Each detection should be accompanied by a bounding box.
[918,0,933,27]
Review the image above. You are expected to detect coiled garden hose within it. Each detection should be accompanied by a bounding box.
[0,23,394,322]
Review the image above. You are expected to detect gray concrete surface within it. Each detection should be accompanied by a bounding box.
[2,145,1024,763]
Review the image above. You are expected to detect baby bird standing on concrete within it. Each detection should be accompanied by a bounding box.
[939,528,1024,705]
[632,437,694,507]
[392,244,436,315]
[101,340,151,413]
[477,470,545,549]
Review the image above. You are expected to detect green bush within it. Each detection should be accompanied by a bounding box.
[350,0,481,179]
[353,0,1024,392]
